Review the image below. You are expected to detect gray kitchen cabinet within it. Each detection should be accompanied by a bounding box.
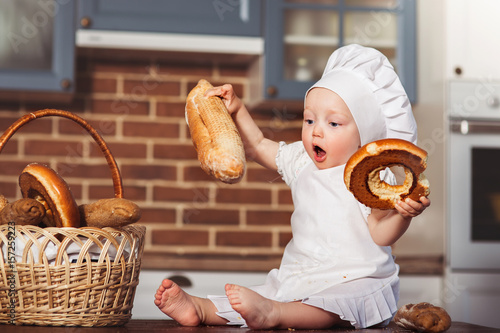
[261,0,417,103]
[0,0,76,94]
[77,0,262,37]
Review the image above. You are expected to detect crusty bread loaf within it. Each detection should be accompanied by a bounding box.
[0,198,45,226]
[344,138,430,209]
[394,302,451,333]
[185,79,245,184]
[19,163,80,227]
[79,198,141,228]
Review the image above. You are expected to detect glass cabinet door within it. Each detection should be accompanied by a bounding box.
[265,0,416,102]
[0,0,75,93]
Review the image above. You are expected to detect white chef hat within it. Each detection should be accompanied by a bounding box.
[305,44,417,146]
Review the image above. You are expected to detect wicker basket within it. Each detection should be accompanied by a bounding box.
[0,110,146,326]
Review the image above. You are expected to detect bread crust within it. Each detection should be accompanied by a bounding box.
[79,198,141,228]
[0,198,45,226]
[19,163,80,227]
[394,302,451,333]
[185,79,245,184]
[344,139,430,209]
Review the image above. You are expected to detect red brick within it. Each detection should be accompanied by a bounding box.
[152,229,209,246]
[0,139,18,155]
[89,142,148,159]
[91,99,149,116]
[183,166,214,182]
[120,164,177,181]
[56,163,110,179]
[219,65,249,77]
[87,184,115,199]
[154,143,197,160]
[0,160,50,176]
[123,80,180,97]
[260,126,302,143]
[216,188,271,204]
[66,184,82,201]
[122,185,147,201]
[77,77,117,93]
[90,60,151,75]
[140,207,176,224]
[0,116,22,132]
[279,231,293,247]
[216,231,272,247]
[0,100,22,112]
[156,102,186,118]
[123,121,179,139]
[87,184,146,202]
[278,189,293,205]
[247,210,291,226]
[58,118,117,138]
[24,140,84,157]
[25,98,86,114]
[0,116,52,135]
[154,186,210,203]
[182,208,239,225]
[0,181,20,198]
[157,63,213,77]
[246,167,283,183]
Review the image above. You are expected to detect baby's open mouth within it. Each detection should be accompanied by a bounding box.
[314,145,326,158]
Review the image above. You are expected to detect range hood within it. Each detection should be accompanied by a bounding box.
[76,29,264,55]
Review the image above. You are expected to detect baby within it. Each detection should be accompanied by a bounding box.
[155,44,430,329]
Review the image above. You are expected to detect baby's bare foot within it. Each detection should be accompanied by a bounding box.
[154,279,202,326]
[225,284,281,329]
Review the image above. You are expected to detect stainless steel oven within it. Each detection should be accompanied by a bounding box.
[448,81,500,271]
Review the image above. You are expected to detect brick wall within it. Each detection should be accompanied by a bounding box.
[0,49,303,271]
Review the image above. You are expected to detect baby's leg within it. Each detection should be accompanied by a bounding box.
[154,279,227,326]
[225,284,350,330]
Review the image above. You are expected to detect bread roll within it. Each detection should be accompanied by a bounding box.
[19,163,80,227]
[394,302,451,333]
[185,79,246,184]
[344,139,430,209]
[0,198,45,226]
[79,198,141,228]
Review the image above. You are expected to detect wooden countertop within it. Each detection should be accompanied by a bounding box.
[1,320,498,332]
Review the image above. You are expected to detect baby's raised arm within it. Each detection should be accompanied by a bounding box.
[205,84,279,171]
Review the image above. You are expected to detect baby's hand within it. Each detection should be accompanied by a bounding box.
[205,84,243,116]
[395,196,431,219]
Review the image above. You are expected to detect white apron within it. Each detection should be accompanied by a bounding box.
[209,142,399,329]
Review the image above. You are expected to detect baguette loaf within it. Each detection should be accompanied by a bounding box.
[185,79,245,184]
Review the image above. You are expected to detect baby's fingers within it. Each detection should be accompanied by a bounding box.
[204,84,233,99]
[395,197,428,218]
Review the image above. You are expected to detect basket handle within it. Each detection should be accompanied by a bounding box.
[0,109,123,198]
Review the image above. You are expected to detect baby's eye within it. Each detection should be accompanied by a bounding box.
[305,119,314,125]
[329,122,339,127]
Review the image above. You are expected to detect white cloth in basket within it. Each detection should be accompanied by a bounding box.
[2,232,131,265]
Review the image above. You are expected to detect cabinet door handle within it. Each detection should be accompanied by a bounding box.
[267,86,278,97]
[80,17,92,28]
[60,79,72,90]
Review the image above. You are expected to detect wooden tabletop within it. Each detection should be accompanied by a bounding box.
[1,320,499,332]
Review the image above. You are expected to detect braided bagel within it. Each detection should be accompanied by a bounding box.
[344,139,430,209]
[19,163,80,227]
[394,302,451,333]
